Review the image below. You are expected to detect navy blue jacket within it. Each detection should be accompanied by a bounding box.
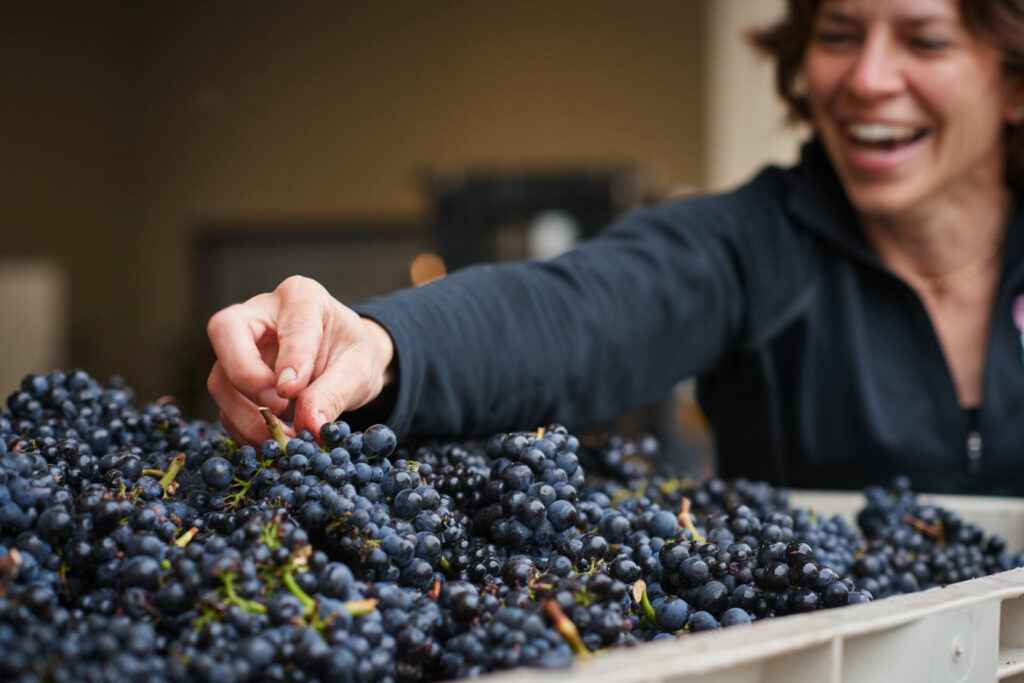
[357,141,1024,494]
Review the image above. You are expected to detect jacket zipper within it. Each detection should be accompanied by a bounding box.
[965,246,1024,478]
[966,429,983,475]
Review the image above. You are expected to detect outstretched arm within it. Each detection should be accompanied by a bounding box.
[355,200,747,436]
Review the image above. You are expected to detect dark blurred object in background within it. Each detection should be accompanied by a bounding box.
[426,167,636,268]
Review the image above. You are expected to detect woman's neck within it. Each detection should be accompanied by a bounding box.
[860,185,1012,409]
[860,186,1012,290]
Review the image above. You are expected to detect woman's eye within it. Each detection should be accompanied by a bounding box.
[814,31,858,46]
[910,36,951,52]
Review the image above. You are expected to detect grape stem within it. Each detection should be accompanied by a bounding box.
[159,454,186,498]
[174,527,199,548]
[193,606,220,632]
[634,580,657,625]
[903,515,944,542]
[282,566,317,617]
[543,600,591,658]
[225,478,254,510]
[638,581,655,626]
[677,497,705,544]
[259,407,290,453]
[261,519,282,551]
[658,478,694,495]
[343,598,378,616]
[222,572,267,614]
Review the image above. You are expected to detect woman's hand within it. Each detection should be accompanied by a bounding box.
[205,275,394,444]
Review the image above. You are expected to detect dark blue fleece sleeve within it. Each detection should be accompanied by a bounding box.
[353,196,747,438]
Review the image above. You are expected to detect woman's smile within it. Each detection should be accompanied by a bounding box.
[839,119,932,175]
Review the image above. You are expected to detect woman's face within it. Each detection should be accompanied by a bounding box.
[803,0,1016,219]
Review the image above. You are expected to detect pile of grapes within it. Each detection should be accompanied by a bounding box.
[1,370,1022,682]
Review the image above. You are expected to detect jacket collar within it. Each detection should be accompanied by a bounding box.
[785,137,881,268]
[785,136,1024,280]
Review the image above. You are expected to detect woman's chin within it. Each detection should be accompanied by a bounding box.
[841,181,924,222]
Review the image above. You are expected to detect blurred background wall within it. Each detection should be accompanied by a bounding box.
[0,1,800,429]
[1,5,140,392]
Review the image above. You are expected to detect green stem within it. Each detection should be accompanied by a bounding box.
[216,436,238,457]
[225,478,253,509]
[193,606,220,632]
[344,598,378,617]
[259,408,290,453]
[159,453,186,495]
[677,497,705,544]
[543,600,591,659]
[260,520,281,550]
[640,585,657,624]
[174,526,199,548]
[282,567,316,617]
[222,572,267,614]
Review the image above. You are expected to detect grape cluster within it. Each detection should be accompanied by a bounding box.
[0,370,1021,682]
[849,477,1024,597]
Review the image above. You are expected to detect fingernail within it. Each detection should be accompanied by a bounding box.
[316,411,329,427]
[277,367,297,386]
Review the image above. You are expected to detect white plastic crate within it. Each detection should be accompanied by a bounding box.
[484,491,1024,683]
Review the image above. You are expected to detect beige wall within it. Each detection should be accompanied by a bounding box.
[705,0,804,191]
[0,6,139,386]
[2,2,708,404]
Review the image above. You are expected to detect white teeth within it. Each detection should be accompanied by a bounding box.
[847,123,921,144]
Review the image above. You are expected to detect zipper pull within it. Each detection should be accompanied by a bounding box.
[966,430,983,475]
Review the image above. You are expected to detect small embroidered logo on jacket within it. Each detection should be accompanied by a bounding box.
[1013,295,1024,364]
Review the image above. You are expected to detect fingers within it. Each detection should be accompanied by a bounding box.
[207,362,288,444]
[272,277,329,398]
[293,342,385,436]
[218,410,246,446]
[207,276,389,443]
[207,296,279,397]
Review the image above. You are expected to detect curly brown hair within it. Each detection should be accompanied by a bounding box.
[750,0,1024,189]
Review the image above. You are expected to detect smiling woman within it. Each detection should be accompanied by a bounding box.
[208,0,1024,496]
[753,0,1024,412]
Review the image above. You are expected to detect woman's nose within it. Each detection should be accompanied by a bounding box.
[846,32,904,100]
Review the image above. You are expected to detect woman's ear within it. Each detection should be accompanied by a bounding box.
[792,66,809,99]
[1005,79,1024,125]
[1008,103,1024,125]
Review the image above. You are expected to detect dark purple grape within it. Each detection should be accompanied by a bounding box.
[364,424,397,459]
[721,607,752,627]
[201,456,234,490]
[546,500,577,531]
[655,598,690,631]
[687,610,720,632]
